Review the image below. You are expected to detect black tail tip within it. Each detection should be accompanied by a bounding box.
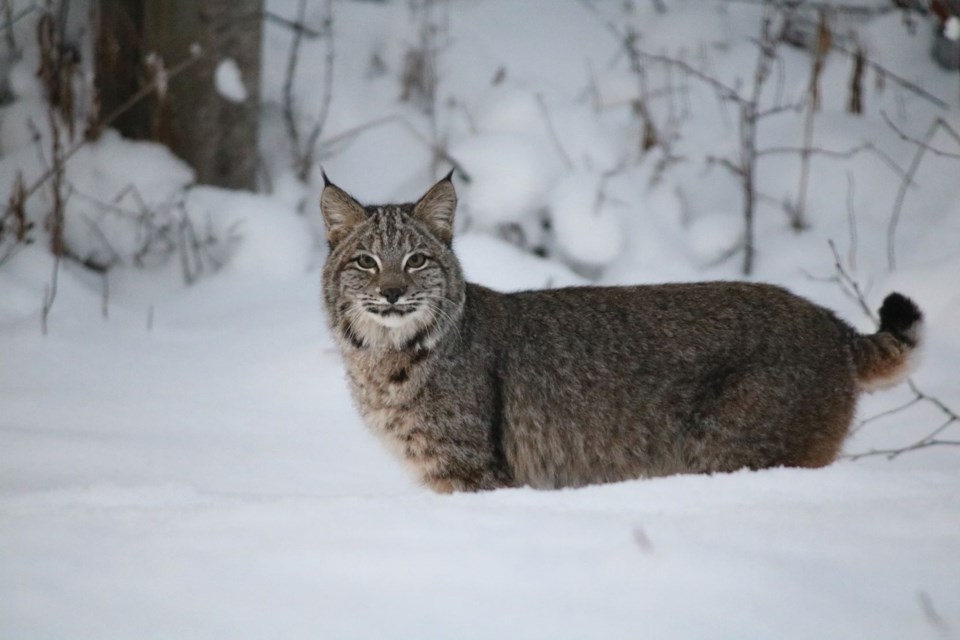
[879,292,922,344]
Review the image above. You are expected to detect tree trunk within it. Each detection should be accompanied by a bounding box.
[94,0,262,190]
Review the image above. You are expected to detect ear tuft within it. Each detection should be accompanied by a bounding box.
[413,175,457,245]
[320,179,365,247]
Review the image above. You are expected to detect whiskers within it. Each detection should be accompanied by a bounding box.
[425,295,464,347]
[339,301,373,346]
[338,292,463,351]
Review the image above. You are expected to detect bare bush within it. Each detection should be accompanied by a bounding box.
[282,0,335,182]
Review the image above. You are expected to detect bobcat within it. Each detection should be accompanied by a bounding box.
[320,172,923,493]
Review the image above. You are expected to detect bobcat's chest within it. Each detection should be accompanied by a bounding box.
[343,350,427,410]
[342,350,445,476]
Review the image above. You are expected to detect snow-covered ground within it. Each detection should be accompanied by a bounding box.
[2,1,960,638]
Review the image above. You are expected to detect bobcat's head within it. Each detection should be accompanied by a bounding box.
[320,172,465,351]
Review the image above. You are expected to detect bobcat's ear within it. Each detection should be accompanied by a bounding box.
[320,173,366,247]
[413,170,457,245]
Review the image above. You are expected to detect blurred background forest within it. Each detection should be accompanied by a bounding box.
[1,0,958,289]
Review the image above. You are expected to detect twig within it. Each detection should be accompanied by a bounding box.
[0,1,35,33]
[282,0,336,181]
[634,47,743,105]
[881,111,960,161]
[395,117,473,183]
[792,9,830,231]
[300,0,335,181]
[706,155,744,177]
[886,117,942,271]
[264,9,322,38]
[908,379,960,425]
[281,0,307,159]
[1,0,35,59]
[754,102,801,119]
[305,109,473,184]
[41,254,58,335]
[535,93,573,169]
[722,0,894,11]
[849,395,921,435]
[844,170,857,271]
[846,427,960,461]
[917,591,950,636]
[828,239,876,323]
[578,0,743,103]
[830,40,949,110]
[757,141,912,183]
[101,272,109,320]
[319,114,403,150]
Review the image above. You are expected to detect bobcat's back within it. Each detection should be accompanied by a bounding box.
[462,282,860,487]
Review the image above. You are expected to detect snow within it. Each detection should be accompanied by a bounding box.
[3,0,960,638]
[947,17,960,42]
[214,58,248,103]
[455,233,585,291]
[451,132,560,226]
[687,211,743,266]
[548,171,624,267]
[181,187,312,280]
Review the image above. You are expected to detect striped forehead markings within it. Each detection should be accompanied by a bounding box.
[358,206,422,252]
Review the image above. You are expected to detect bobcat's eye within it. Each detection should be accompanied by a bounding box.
[356,254,378,271]
[405,253,428,270]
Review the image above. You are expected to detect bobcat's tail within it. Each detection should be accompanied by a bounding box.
[852,293,924,392]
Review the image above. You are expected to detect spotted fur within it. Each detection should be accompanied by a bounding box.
[320,174,924,492]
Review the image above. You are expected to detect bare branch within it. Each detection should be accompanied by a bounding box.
[1,0,35,59]
[846,424,960,461]
[886,117,945,271]
[917,591,950,636]
[0,1,35,33]
[279,0,336,181]
[908,379,960,425]
[845,171,858,271]
[303,111,476,184]
[754,102,801,119]
[757,140,912,184]
[300,0,335,180]
[536,93,574,169]
[264,9,322,38]
[831,40,950,110]
[394,118,473,184]
[706,155,744,177]
[638,47,744,105]
[319,114,404,150]
[849,395,922,435]
[282,0,307,167]
[722,0,895,12]
[792,9,830,231]
[827,239,876,324]
[881,111,960,161]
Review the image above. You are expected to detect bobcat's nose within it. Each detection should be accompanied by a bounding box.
[381,287,404,304]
